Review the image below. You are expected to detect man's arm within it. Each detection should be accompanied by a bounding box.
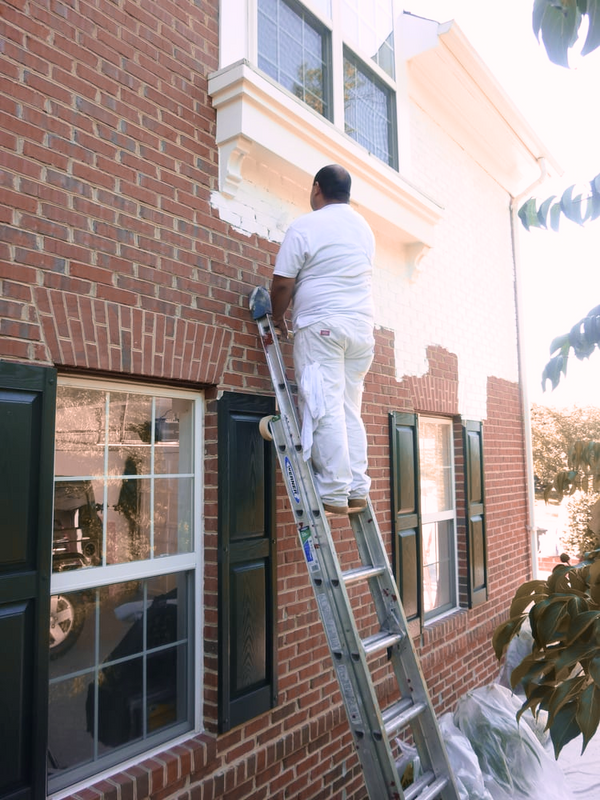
[270,274,295,335]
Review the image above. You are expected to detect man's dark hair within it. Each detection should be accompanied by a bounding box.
[314,164,351,202]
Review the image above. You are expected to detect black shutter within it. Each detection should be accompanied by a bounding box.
[218,393,277,732]
[389,412,421,625]
[464,421,488,606]
[0,362,56,800]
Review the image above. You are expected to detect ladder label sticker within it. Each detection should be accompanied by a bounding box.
[300,525,319,571]
[336,664,361,723]
[284,456,301,504]
[317,593,341,651]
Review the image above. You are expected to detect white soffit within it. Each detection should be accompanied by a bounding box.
[208,60,443,247]
[405,15,562,195]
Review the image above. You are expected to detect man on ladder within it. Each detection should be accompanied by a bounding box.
[270,164,376,516]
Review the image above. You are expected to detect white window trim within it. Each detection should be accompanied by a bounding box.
[50,375,205,793]
[210,0,443,259]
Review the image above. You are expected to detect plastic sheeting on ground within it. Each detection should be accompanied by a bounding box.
[445,684,575,800]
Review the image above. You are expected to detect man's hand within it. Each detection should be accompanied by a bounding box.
[272,317,289,338]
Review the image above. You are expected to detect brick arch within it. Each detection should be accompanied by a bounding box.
[402,344,459,415]
[34,288,232,385]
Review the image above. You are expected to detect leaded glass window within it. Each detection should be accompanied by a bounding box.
[258,0,331,118]
[344,49,396,168]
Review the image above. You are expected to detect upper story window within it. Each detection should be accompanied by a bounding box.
[256,0,398,168]
[258,0,331,118]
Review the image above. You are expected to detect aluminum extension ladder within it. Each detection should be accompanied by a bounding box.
[249,287,459,800]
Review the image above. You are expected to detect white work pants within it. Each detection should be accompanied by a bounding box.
[293,316,374,507]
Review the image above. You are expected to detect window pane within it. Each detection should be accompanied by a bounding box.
[419,420,453,514]
[48,574,191,788]
[53,386,195,570]
[422,520,455,615]
[258,0,330,119]
[342,0,394,78]
[55,387,106,477]
[343,52,395,167]
[53,480,103,572]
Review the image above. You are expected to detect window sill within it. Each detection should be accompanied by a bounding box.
[207,59,443,258]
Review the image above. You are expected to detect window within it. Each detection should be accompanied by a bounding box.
[48,379,202,792]
[256,0,398,168]
[258,0,331,118]
[418,418,456,618]
[389,413,488,628]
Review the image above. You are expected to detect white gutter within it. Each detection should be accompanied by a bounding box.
[510,158,549,580]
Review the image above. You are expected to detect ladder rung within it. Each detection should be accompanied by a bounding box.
[404,772,449,800]
[361,630,404,656]
[383,697,427,738]
[341,565,386,586]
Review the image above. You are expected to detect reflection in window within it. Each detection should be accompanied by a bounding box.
[48,575,191,783]
[418,418,457,618]
[344,50,396,168]
[258,0,330,118]
[54,387,194,570]
[342,0,394,78]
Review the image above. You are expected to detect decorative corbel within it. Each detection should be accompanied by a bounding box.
[219,135,254,199]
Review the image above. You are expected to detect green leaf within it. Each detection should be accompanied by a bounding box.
[577,683,600,752]
[531,597,570,646]
[534,0,582,66]
[492,617,525,660]
[561,184,587,224]
[518,197,541,231]
[555,640,598,672]
[566,610,600,645]
[582,0,600,53]
[537,194,556,228]
[548,333,570,356]
[589,656,600,686]
[550,201,563,231]
[542,353,567,392]
[551,702,581,758]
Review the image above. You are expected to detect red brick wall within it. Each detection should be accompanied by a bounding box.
[1,1,532,798]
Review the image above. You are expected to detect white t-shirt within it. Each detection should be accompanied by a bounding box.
[273,203,375,330]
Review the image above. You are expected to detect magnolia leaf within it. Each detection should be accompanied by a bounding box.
[549,332,570,355]
[510,592,548,618]
[531,597,570,646]
[534,0,582,66]
[537,194,556,227]
[555,640,598,672]
[561,184,587,224]
[542,353,567,392]
[551,701,581,758]
[582,0,600,53]
[548,675,586,727]
[518,683,553,721]
[512,654,556,691]
[577,683,600,753]
[566,610,600,645]
[492,617,524,660]
[518,197,541,231]
[589,656,600,686]
[514,579,550,599]
[550,201,562,231]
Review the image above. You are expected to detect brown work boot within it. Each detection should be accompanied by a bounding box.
[348,498,368,510]
[323,503,350,516]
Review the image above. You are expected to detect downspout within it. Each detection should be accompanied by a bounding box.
[510,157,548,580]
